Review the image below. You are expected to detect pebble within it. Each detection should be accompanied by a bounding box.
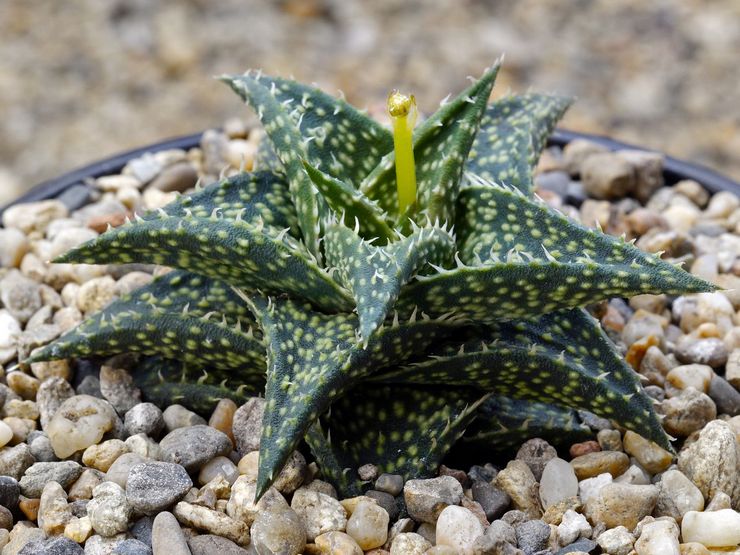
[30,358,72,382]
[6,372,40,401]
[613,464,651,486]
[198,455,238,486]
[19,461,82,497]
[0,228,29,269]
[666,365,713,393]
[515,519,552,555]
[516,438,557,481]
[390,532,431,555]
[105,453,148,489]
[173,501,249,546]
[634,519,680,555]
[705,491,732,511]
[37,481,71,535]
[226,476,288,526]
[557,538,599,555]
[681,509,740,547]
[208,398,237,445]
[708,375,740,415]
[76,276,117,315]
[596,526,635,555]
[434,505,484,553]
[82,439,130,472]
[562,139,609,176]
[570,441,601,458]
[188,534,249,555]
[112,538,152,555]
[0,272,42,324]
[46,395,117,458]
[539,457,579,509]
[272,450,307,494]
[654,469,704,523]
[68,468,105,501]
[584,483,659,530]
[22,536,86,554]
[346,500,389,550]
[0,476,20,510]
[231,397,265,455]
[622,431,673,474]
[87,482,133,537]
[677,420,739,506]
[290,488,347,541]
[365,490,398,521]
[675,337,728,368]
[161,404,206,432]
[124,434,162,461]
[375,474,404,497]
[494,460,542,519]
[99,366,141,415]
[0,422,14,449]
[660,388,717,437]
[0,310,21,364]
[64,515,93,543]
[617,150,664,202]
[472,480,511,521]
[126,461,192,514]
[3,200,68,234]
[570,451,629,480]
[148,162,198,193]
[314,531,363,555]
[151,511,190,555]
[159,425,231,472]
[250,507,306,555]
[123,403,164,438]
[558,510,592,545]
[84,533,129,555]
[404,476,463,524]
[726,349,740,389]
[48,226,98,259]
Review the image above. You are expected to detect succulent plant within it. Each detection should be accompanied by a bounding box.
[30,60,712,499]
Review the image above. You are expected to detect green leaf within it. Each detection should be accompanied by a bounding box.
[361,62,501,222]
[57,208,353,313]
[253,132,284,173]
[244,296,467,500]
[373,309,672,451]
[302,161,395,243]
[27,271,266,374]
[324,220,455,341]
[465,93,572,194]
[131,356,260,415]
[306,385,488,497]
[397,180,712,323]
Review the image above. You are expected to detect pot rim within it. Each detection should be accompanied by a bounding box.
[2,128,738,218]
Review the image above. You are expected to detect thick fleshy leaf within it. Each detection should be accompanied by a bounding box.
[324,221,455,341]
[306,385,488,497]
[131,356,260,415]
[57,210,353,312]
[244,295,468,499]
[373,309,672,450]
[465,93,572,194]
[302,162,394,242]
[27,271,266,373]
[361,62,501,222]
[253,132,285,173]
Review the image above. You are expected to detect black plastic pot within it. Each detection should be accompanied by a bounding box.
[2,128,739,217]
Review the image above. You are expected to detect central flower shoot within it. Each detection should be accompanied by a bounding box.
[387,90,418,214]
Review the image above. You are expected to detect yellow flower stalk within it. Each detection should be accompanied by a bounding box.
[387,90,418,214]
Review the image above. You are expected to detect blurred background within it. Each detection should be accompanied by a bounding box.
[1,0,738,203]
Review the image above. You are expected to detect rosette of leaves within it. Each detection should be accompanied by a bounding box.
[30,59,712,499]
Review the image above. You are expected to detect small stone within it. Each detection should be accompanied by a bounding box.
[0,444,34,482]
[539,457,579,509]
[38,480,72,535]
[3,200,68,234]
[679,543,711,555]
[622,431,674,474]
[516,438,557,481]
[666,365,714,393]
[558,510,592,546]
[314,531,363,555]
[677,420,739,506]
[346,500,389,550]
[19,536,85,555]
[84,534,129,555]
[226,476,288,526]
[581,152,635,200]
[472,480,511,521]
[358,464,379,482]
[173,501,249,546]
[583,483,658,530]
[124,434,162,460]
[151,511,190,555]
[425,547,459,555]
[596,526,635,555]
[68,468,105,501]
[708,375,740,416]
[0,229,29,269]
[435,505,485,553]
[654,469,704,523]
[20,461,82,497]
[198,455,238,486]
[495,460,542,519]
[160,425,231,472]
[76,276,117,315]
[1,273,42,327]
[235,450,257,480]
[273,450,306,494]
[46,395,117,458]
[404,476,463,524]
[617,150,664,203]
[675,338,728,368]
[30,358,72,382]
[0,476,20,509]
[705,491,732,511]
[161,405,206,432]
[64,515,93,543]
[562,139,609,176]
[375,474,404,497]
[19,496,39,521]
[0,310,21,364]
[613,464,651,486]
[112,538,151,555]
[569,441,601,458]
[726,349,740,389]
[208,398,237,445]
[390,532,431,555]
[124,403,164,438]
[660,388,717,437]
[339,495,376,517]
[516,519,552,555]
[188,534,250,555]
[290,488,347,542]
[542,496,582,526]
[96,174,143,191]
[305,479,337,499]
[82,439,129,472]
[105,453,147,489]
[231,398,264,455]
[0,422,14,449]
[557,538,599,555]
[99,366,141,415]
[148,161,198,193]
[87,482,133,537]
[681,509,740,547]
[634,519,680,555]
[365,490,398,521]
[126,462,192,514]
[570,451,629,480]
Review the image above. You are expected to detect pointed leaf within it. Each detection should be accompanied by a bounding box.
[27,271,266,373]
[57,209,353,312]
[302,162,395,242]
[306,385,488,497]
[373,309,672,450]
[361,62,500,222]
[324,221,455,341]
[253,132,284,173]
[245,296,467,499]
[465,93,572,194]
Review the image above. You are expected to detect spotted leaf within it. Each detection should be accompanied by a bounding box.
[56,209,353,312]
[361,62,501,222]
[466,93,572,194]
[306,385,488,497]
[324,220,455,341]
[27,271,266,374]
[373,309,671,450]
[244,295,467,500]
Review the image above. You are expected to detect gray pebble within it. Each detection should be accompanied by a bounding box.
[188,534,250,555]
[77,375,103,398]
[0,504,12,530]
[366,489,399,521]
[404,476,463,524]
[37,377,75,431]
[126,462,192,514]
[19,536,84,554]
[113,539,153,555]
[100,366,141,415]
[515,438,556,481]
[468,464,497,483]
[131,516,154,547]
[56,184,95,212]
[0,476,19,511]
[124,403,165,438]
[231,397,264,455]
[535,171,571,196]
[708,375,740,416]
[148,162,198,193]
[105,453,148,489]
[160,425,232,472]
[19,461,82,497]
[516,520,551,555]
[675,337,728,367]
[556,538,599,555]
[472,480,511,521]
[27,431,58,462]
[375,473,404,497]
[69,499,89,517]
[0,271,42,324]
[162,405,206,432]
[151,511,191,555]
[0,445,35,482]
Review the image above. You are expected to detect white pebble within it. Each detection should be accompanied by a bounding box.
[681,509,740,547]
[0,420,13,448]
[435,505,485,554]
[540,457,579,508]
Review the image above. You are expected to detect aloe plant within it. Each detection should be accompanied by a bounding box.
[30,60,712,499]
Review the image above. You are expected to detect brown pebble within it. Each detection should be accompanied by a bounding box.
[6,372,40,400]
[625,335,660,370]
[87,211,132,233]
[601,305,625,333]
[19,497,40,521]
[542,496,581,525]
[209,399,238,446]
[439,465,469,488]
[570,451,629,480]
[569,441,601,458]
